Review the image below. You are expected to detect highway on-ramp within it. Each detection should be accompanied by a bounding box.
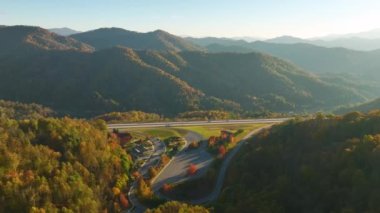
[113,118,290,213]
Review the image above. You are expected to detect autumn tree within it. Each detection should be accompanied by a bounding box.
[188,164,198,176]
[148,167,158,179]
[137,179,153,200]
[160,154,170,166]
[119,193,129,209]
[146,201,209,213]
[218,145,227,158]
[162,183,172,193]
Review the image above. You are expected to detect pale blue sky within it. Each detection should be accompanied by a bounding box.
[1,0,380,38]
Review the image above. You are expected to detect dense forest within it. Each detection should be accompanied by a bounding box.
[0,101,215,212]
[94,111,163,123]
[0,100,54,120]
[218,112,380,212]
[0,115,133,212]
[0,26,367,118]
[145,201,209,213]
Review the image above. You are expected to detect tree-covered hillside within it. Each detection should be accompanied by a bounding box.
[0,100,54,120]
[0,25,93,56]
[218,112,380,212]
[0,116,133,212]
[190,37,380,80]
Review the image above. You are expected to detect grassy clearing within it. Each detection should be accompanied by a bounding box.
[120,127,188,140]
[119,123,269,141]
[177,123,268,140]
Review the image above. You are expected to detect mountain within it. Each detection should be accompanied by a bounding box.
[200,40,380,82]
[0,46,209,116]
[265,35,308,44]
[72,28,205,52]
[311,37,380,51]
[317,28,380,40]
[139,51,365,111]
[0,26,366,116]
[218,113,380,212]
[186,37,250,47]
[195,34,380,51]
[0,25,94,56]
[48,27,82,36]
[264,33,380,51]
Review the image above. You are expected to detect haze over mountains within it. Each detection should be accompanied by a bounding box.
[0,25,375,117]
[48,27,82,36]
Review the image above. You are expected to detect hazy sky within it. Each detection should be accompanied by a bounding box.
[1,0,380,38]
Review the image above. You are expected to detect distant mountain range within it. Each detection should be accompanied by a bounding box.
[315,28,380,40]
[0,25,367,116]
[188,33,380,51]
[49,27,82,36]
[265,35,380,51]
[189,37,380,82]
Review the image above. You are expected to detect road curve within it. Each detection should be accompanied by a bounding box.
[189,125,273,204]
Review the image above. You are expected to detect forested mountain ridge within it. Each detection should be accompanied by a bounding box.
[0,26,94,56]
[71,27,206,52]
[0,25,367,117]
[190,37,380,80]
[218,112,380,212]
[139,50,365,111]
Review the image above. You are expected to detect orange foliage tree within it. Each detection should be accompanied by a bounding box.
[218,145,227,158]
[161,154,170,166]
[162,183,172,193]
[119,193,129,209]
[132,171,141,179]
[188,164,198,175]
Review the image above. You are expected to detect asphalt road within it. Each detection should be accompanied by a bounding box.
[151,131,213,192]
[107,118,289,129]
[190,125,272,204]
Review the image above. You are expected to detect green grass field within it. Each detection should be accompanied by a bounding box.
[121,127,188,140]
[120,123,269,141]
[177,123,268,140]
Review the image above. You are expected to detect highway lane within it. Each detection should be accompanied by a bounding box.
[107,118,289,129]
